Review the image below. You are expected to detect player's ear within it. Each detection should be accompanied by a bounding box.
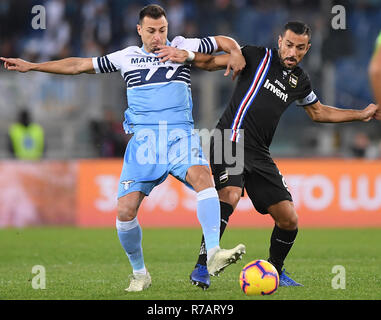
[137,24,142,36]
[278,35,282,48]
[306,42,311,53]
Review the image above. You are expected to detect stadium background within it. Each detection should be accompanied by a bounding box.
[0,0,380,228]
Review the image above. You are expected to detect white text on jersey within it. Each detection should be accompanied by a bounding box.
[264,79,288,102]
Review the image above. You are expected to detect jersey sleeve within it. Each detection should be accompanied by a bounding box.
[171,36,218,54]
[295,73,319,107]
[92,50,124,74]
[241,45,264,56]
[240,45,267,67]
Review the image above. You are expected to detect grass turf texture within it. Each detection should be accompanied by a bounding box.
[1,227,380,300]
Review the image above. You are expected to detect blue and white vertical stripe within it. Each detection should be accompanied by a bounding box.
[230,48,273,142]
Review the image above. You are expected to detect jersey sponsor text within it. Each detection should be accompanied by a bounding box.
[263,78,288,102]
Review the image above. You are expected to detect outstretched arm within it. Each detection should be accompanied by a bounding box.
[157,47,231,72]
[304,100,378,123]
[157,35,245,80]
[368,36,381,120]
[0,57,95,75]
[214,36,245,78]
[191,52,231,72]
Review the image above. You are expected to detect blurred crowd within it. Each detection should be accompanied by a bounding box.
[0,0,380,158]
[0,0,379,61]
[1,0,380,102]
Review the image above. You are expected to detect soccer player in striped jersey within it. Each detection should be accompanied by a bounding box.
[159,21,379,289]
[1,4,247,292]
[369,31,381,120]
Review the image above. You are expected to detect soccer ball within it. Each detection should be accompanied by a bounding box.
[239,259,279,296]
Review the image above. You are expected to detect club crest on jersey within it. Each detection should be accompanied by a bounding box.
[289,74,298,88]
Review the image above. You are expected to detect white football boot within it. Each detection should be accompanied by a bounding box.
[207,244,246,276]
[125,272,152,292]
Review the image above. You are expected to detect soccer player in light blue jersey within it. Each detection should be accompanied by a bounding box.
[1,4,246,292]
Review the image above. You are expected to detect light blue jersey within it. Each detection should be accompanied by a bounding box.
[92,36,218,197]
[92,36,218,133]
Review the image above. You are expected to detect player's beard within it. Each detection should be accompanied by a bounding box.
[278,51,298,69]
[281,57,297,69]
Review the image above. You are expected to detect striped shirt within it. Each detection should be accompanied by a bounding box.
[217,45,317,161]
[92,36,218,133]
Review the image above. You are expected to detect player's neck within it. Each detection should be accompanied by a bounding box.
[141,45,154,54]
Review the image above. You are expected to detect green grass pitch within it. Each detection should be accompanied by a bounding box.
[1,227,380,300]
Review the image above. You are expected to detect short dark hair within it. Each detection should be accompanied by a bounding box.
[283,21,311,42]
[139,4,167,24]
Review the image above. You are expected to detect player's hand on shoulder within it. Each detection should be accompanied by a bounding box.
[225,49,246,81]
[362,103,378,122]
[0,57,33,73]
[156,45,188,64]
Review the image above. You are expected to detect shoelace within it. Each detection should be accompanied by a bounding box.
[128,273,145,281]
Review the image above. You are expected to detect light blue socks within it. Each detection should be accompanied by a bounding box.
[116,187,221,271]
[116,217,146,274]
[196,187,221,257]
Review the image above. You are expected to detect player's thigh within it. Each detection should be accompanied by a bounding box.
[212,166,244,209]
[211,162,244,210]
[117,191,146,221]
[169,130,212,192]
[244,163,293,216]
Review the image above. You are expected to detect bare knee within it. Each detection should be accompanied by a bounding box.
[117,204,137,221]
[117,192,144,221]
[276,213,298,230]
[217,186,242,210]
[268,200,298,230]
[186,166,214,192]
